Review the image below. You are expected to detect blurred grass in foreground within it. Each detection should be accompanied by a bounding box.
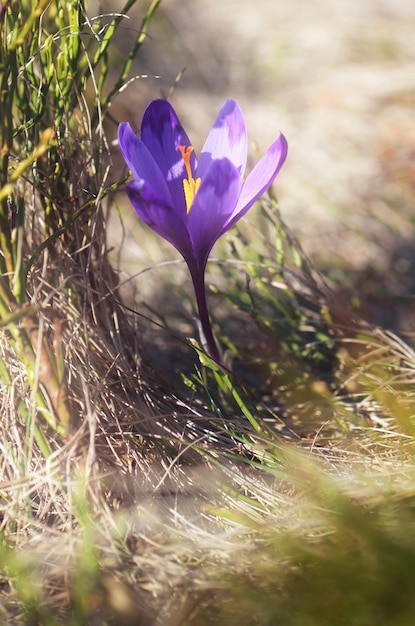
[1,1,415,625]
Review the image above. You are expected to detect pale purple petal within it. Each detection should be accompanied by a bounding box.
[225,133,288,231]
[140,99,195,212]
[126,180,193,259]
[187,158,242,269]
[118,122,173,206]
[197,100,247,178]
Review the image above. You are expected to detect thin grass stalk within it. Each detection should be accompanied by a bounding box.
[94,0,162,123]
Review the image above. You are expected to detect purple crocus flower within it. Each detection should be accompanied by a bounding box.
[118,99,288,363]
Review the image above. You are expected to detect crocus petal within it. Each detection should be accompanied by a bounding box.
[225,133,288,231]
[187,158,242,269]
[118,122,173,206]
[141,99,195,213]
[197,100,247,178]
[126,180,193,259]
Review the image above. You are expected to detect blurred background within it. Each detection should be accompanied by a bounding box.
[107,0,415,334]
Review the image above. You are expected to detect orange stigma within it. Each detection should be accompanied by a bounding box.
[179,145,201,213]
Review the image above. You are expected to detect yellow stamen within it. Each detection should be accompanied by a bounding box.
[179,145,201,213]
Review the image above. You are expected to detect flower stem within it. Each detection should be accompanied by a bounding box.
[190,267,221,363]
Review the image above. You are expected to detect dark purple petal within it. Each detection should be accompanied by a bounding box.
[126,180,193,260]
[225,133,288,231]
[197,100,247,178]
[141,100,195,212]
[118,122,172,206]
[187,158,242,268]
